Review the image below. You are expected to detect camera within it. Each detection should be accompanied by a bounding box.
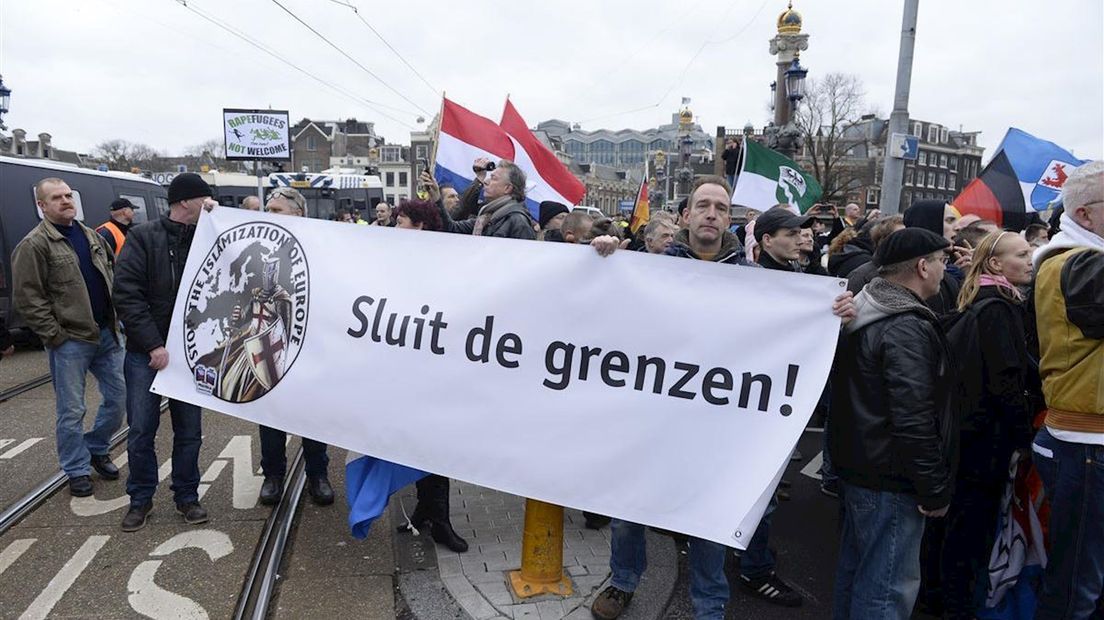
[472,161,496,173]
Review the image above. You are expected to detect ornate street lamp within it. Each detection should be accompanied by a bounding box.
[0,75,11,130]
[784,57,808,106]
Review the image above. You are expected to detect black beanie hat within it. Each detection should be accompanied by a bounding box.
[902,200,946,236]
[874,228,950,267]
[539,201,569,228]
[168,173,213,205]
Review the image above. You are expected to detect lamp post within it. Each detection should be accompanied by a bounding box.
[0,76,11,132]
[767,2,809,160]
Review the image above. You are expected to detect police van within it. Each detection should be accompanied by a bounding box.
[0,155,168,338]
[268,169,384,220]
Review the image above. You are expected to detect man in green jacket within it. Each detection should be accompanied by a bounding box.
[12,177,125,497]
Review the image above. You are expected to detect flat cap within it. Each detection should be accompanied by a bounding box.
[873,228,951,267]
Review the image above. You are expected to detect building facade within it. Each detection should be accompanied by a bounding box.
[290,118,383,174]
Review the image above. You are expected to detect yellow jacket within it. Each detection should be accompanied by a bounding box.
[1036,246,1104,431]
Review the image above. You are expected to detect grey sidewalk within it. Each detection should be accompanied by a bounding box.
[392,481,678,620]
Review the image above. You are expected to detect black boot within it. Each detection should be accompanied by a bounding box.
[422,475,468,553]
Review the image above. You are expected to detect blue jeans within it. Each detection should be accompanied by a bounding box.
[609,519,729,620]
[259,425,329,478]
[833,483,926,620]
[1032,427,1104,620]
[740,492,777,578]
[124,352,202,507]
[47,328,125,478]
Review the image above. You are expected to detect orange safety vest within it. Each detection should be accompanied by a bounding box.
[96,220,127,256]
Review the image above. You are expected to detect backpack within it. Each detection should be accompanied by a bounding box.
[940,297,1006,420]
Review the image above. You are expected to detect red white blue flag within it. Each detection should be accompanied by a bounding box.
[434,98,584,218]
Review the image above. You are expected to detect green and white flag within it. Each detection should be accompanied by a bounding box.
[731,139,822,213]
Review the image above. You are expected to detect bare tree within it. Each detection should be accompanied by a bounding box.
[794,73,872,204]
[184,138,224,158]
[92,139,163,171]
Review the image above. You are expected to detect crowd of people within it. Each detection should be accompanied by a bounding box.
[8,154,1102,620]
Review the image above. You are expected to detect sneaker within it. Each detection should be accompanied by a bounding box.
[820,479,840,499]
[738,572,803,607]
[68,475,93,497]
[90,454,120,480]
[306,476,335,506]
[591,586,633,620]
[176,502,209,525]
[121,502,152,532]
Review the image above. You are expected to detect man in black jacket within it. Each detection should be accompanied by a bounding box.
[113,173,217,532]
[435,158,536,240]
[829,228,955,620]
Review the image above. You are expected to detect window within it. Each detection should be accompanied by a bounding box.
[592,140,614,165]
[940,128,949,143]
[386,194,396,204]
[949,174,957,189]
[398,172,408,188]
[904,191,912,207]
[937,172,945,189]
[33,185,85,221]
[911,121,923,137]
[905,168,914,186]
[927,172,936,187]
[415,145,428,160]
[385,172,395,186]
[307,135,317,151]
[866,188,878,204]
[949,156,958,171]
[154,196,169,217]
[381,146,401,163]
[927,125,939,143]
[919,151,927,166]
[939,154,947,168]
[118,194,149,224]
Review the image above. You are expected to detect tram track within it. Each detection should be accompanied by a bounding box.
[0,400,169,537]
[233,446,307,620]
[0,372,52,404]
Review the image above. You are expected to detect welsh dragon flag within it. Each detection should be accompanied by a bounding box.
[731,139,822,213]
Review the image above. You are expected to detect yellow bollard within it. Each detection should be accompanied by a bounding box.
[508,499,574,598]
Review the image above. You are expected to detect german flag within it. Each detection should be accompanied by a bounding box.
[629,174,650,234]
[952,151,1029,231]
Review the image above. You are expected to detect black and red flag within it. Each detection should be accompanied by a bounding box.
[952,150,1030,231]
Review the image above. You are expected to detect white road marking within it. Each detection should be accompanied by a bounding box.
[799,451,824,481]
[19,535,109,620]
[216,436,263,509]
[127,530,234,620]
[0,539,36,577]
[0,438,44,459]
[71,459,172,517]
[0,439,15,451]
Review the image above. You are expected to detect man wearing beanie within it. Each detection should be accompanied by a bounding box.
[538,201,569,241]
[903,200,966,315]
[829,227,956,619]
[97,197,135,256]
[113,172,217,532]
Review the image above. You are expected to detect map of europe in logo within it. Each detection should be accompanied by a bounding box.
[184,221,310,403]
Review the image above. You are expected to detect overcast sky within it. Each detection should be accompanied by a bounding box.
[2,0,1101,162]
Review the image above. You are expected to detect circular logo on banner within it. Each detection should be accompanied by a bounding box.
[184,221,310,403]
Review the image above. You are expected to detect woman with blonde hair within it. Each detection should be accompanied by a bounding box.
[939,230,1039,619]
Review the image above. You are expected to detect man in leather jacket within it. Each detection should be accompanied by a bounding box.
[828,228,956,620]
[113,173,217,533]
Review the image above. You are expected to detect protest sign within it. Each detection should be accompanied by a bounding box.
[152,208,844,547]
[222,108,291,161]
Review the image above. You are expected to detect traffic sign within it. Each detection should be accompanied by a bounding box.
[889,133,919,160]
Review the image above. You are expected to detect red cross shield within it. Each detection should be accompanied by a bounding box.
[244,319,288,391]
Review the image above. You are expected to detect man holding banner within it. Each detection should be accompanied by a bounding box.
[589,176,855,620]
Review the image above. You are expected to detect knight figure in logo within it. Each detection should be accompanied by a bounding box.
[202,256,293,402]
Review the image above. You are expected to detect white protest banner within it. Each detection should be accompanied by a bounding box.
[152,208,844,548]
[222,108,291,161]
